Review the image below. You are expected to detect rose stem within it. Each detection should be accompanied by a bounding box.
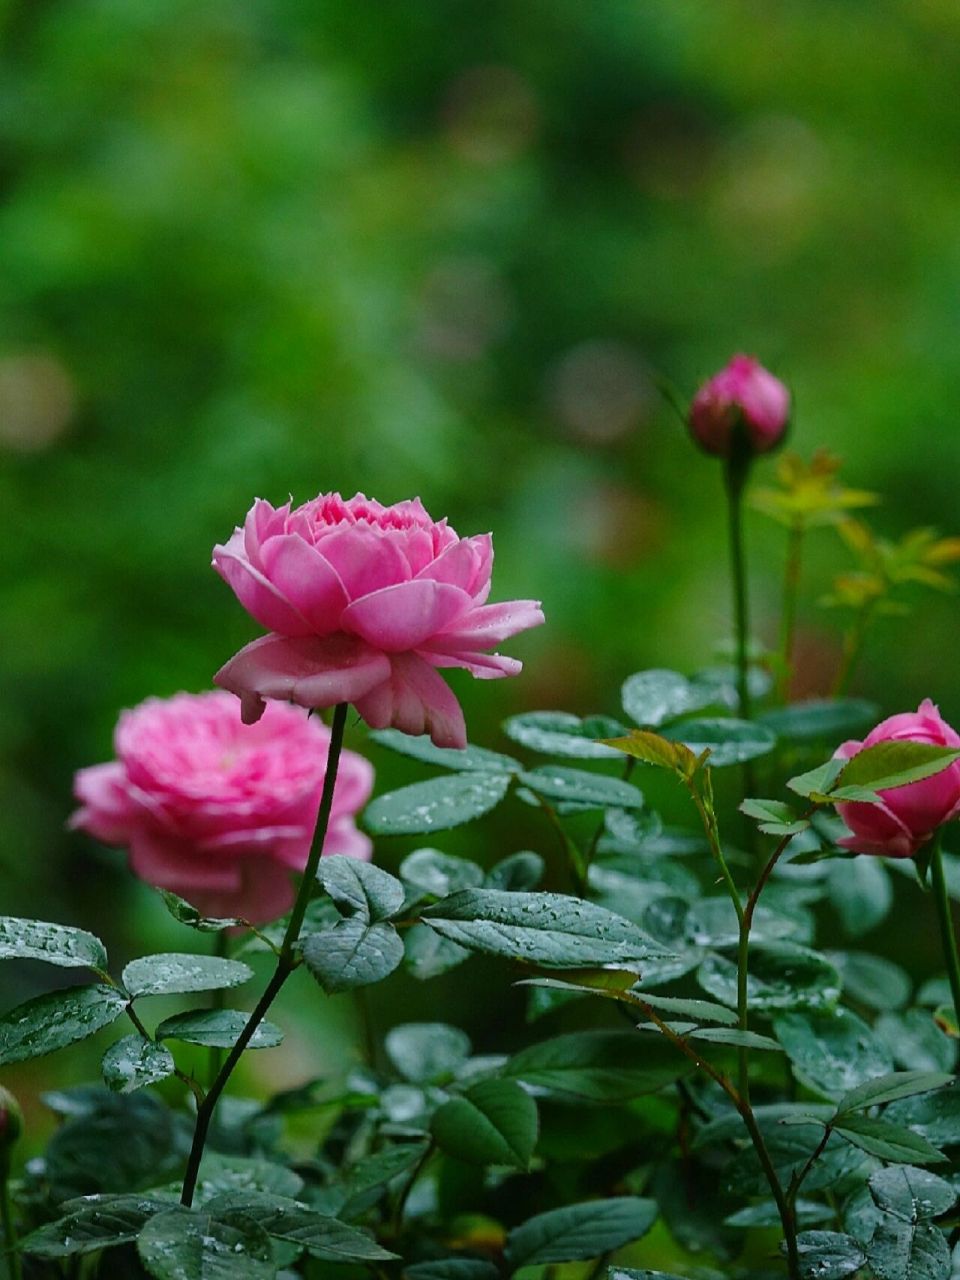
[180,701,348,1207]
[930,830,960,1025]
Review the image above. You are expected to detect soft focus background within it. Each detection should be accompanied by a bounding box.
[4,0,960,1158]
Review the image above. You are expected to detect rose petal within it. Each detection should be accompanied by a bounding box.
[354,652,467,749]
[70,763,140,844]
[314,525,412,599]
[258,534,348,632]
[416,535,487,594]
[213,529,313,636]
[214,633,392,723]
[418,648,522,679]
[342,580,472,652]
[418,598,545,651]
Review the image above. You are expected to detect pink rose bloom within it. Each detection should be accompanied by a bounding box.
[212,492,544,749]
[834,699,960,858]
[71,691,374,923]
[689,354,790,457]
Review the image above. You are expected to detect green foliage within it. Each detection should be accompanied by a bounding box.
[0,984,128,1065]
[156,1010,283,1050]
[505,1198,659,1269]
[364,772,512,835]
[122,954,253,999]
[0,918,108,971]
[101,1035,177,1094]
[430,1078,538,1169]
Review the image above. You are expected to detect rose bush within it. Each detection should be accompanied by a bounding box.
[70,690,373,922]
[689,353,790,456]
[212,491,544,748]
[834,698,960,857]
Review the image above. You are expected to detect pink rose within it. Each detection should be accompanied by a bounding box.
[689,354,790,457]
[212,492,544,749]
[834,699,960,858]
[71,691,374,923]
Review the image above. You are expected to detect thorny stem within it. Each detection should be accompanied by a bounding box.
[777,521,805,702]
[180,702,349,1207]
[931,831,960,1027]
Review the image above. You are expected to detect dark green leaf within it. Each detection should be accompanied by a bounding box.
[122,953,253,998]
[503,1029,688,1101]
[877,1010,958,1074]
[403,923,469,981]
[399,848,484,899]
[318,855,404,921]
[698,944,841,1014]
[760,698,878,742]
[834,1114,946,1164]
[632,992,739,1025]
[836,1071,955,1116]
[838,742,960,793]
[827,857,893,936]
[484,851,545,891]
[869,1165,956,1220]
[792,1230,865,1279]
[0,983,127,1065]
[102,1035,176,1093]
[368,728,519,772]
[505,1197,658,1269]
[774,1008,893,1100]
[421,890,662,971]
[518,765,644,810]
[866,1218,950,1280]
[0,917,107,970]
[885,1085,960,1148]
[302,917,403,993]
[136,1206,274,1279]
[621,669,715,728]
[660,717,777,767]
[686,1027,782,1051]
[156,1009,283,1049]
[22,1196,169,1258]
[190,1154,304,1203]
[158,892,243,932]
[502,710,626,759]
[201,1191,397,1261]
[385,1023,471,1083]
[827,951,912,1011]
[364,772,511,836]
[431,1078,538,1169]
[405,1262,500,1280]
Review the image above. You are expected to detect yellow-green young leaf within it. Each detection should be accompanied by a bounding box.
[934,1004,959,1038]
[600,729,699,777]
[430,1078,538,1169]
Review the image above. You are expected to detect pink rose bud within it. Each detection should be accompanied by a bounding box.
[0,1086,22,1149]
[212,492,545,749]
[834,699,960,858]
[688,354,790,457]
[70,691,374,923]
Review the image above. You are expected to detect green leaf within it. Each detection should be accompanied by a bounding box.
[869,1165,957,1220]
[201,1191,397,1261]
[421,890,662,971]
[792,1231,866,1279]
[484,851,545,891]
[620,669,715,728]
[836,1071,955,1116]
[318,856,404,921]
[136,1206,274,1279]
[302,917,404,993]
[0,983,127,1065]
[403,923,469,980]
[406,1262,499,1280]
[834,1114,946,1164]
[502,710,626,759]
[686,1027,783,1052]
[102,1035,176,1093]
[774,1008,894,1100]
[368,728,520,772]
[518,765,644,810]
[827,857,893,936]
[788,759,845,798]
[0,917,107,970]
[363,772,511,836]
[885,1085,960,1149]
[759,698,878,742]
[632,992,739,1025]
[156,1009,283,1049]
[827,950,911,1011]
[877,1010,958,1073]
[190,1154,304,1203]
[505,1197,658,1269]
[384,1023,471,1083]
[399,848,484,899]
[739,797,809,835]
[866,1219,950,1280]
[503,1029,688,1101]
[698,944,841,1014]
[837,741,960,793]
[122,953,253,998]
[600,729,699,776]
[22,1195,169,1258]
[318,1142,429,1215]
[158,892,243,932]
[660,717,777,767]
[933,1004,958,1037]
[431,1078,538,1169]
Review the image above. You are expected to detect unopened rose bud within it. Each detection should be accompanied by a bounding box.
[0,1087,22,1151]
[688,354,790,458]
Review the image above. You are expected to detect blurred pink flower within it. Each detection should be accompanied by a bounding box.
[71,691,373,923]
[834,699,960,858]
[688,354,790,457]
[212,492,544,748]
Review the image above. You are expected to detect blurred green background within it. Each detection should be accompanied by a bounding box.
[3,0,960,1156]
